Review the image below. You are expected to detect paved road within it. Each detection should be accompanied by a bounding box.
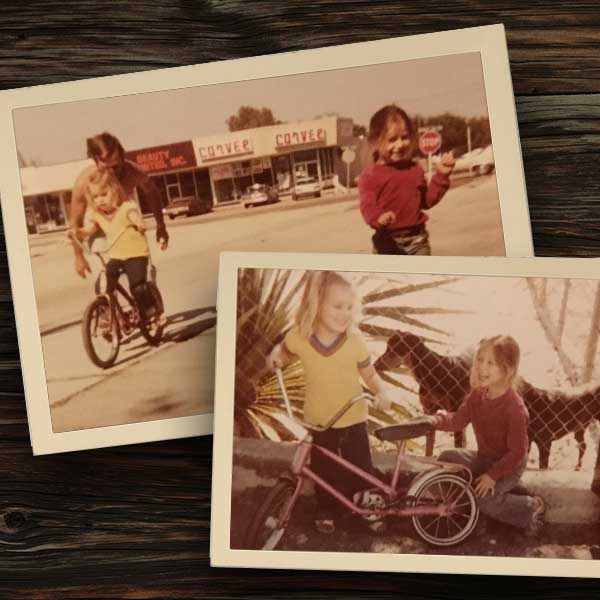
[28,176,503,432]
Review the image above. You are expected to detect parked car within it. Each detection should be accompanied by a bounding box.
[242,183,279,208]
[292,176,321,201]
[447,145,495,175]
[470,145,495,175]
[162,196,212,220]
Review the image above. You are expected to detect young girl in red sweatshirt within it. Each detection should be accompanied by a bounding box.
[358,104,455,255]
[430,335,545,535]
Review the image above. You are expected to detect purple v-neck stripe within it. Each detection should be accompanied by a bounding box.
[309,332,347,356]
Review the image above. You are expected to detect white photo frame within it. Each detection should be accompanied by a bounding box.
[0,24,532,453]
[211,251,600,578]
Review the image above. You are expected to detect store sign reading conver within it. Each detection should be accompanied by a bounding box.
[198,138,253,162]
[275,127,326,148]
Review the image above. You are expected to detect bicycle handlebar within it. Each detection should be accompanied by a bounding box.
[274,367,374,433]
[67,224,142,256]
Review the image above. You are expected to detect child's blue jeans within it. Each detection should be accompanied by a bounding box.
[438,448,536,530]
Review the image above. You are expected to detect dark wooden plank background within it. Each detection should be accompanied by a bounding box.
[1,1,599,597]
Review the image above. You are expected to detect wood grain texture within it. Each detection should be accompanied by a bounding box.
[1,1,600,597]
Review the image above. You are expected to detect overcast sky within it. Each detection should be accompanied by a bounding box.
[14,52,489,166]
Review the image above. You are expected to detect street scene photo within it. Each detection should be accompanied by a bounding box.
[232,267,600,560]
[14,52,507,433]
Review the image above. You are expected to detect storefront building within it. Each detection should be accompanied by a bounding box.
[20,116,357,234]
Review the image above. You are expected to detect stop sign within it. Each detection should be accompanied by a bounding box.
[418,130,442,155]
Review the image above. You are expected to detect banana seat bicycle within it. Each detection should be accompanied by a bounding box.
[70,226,165,369]
[244,369,479,549]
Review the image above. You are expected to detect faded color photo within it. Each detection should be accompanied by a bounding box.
[231,267,600,560]
[15,52,510,433]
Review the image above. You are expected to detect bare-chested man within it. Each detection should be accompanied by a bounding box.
[70,132,169,278]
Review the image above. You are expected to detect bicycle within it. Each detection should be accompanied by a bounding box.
[70,226,165,369]
[244,368,479,549]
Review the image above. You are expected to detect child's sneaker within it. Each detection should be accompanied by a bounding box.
[524,495,546,537]
[353,489,386,533]
[315,518,335,534]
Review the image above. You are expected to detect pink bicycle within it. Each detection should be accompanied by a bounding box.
[244,369,479,549]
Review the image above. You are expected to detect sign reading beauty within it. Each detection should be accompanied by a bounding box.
[275,126,326,148]
[126,141,196,174]
[197,137,253,162]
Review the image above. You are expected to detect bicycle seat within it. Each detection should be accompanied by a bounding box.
[374,417,434,442]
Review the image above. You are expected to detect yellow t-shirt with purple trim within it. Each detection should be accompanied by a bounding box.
[93,200,149,261]
[283,326,371,429]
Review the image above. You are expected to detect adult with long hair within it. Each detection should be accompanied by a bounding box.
[69,132,169,278]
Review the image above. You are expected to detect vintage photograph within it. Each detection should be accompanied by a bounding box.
[211,253,600,577]
[0,25,532,452]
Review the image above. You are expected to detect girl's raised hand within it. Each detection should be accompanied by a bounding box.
[436,151,455,175]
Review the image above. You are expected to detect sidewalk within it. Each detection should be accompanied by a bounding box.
[50,317,216,432]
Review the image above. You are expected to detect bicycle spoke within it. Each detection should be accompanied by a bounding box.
[446,514,461,536]
[436,481,448,504]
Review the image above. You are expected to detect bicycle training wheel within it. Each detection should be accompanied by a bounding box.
[82,296,120,369]
[243,478,296,550]
[410,473,479,546]
[139,282,165,346]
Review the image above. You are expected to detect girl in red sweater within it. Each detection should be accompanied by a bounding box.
[430,335,546,535]
[358,104,455,255]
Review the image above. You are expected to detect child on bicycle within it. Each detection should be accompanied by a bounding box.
[358,104,455,255]
[74,168,166,326]
[267,271,392,534]
[428,335,546,535]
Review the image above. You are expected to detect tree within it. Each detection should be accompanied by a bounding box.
[227,106,283,131]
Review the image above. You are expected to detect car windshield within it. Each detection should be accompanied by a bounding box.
[246,184,266,193]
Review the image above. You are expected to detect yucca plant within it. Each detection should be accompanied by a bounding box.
[235,268,307,438]
[235,269,468,445]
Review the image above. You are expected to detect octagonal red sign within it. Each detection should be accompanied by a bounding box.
[418,130,442,155]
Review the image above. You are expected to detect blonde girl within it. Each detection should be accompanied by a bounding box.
[267,271,391,533]
[74,169,164,325]
[431,335,545,535]
[358,104,455,255]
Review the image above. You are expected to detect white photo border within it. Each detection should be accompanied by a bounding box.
[211,250,600,578]
[0,24,532,454]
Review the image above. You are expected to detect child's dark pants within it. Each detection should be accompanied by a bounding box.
[106,256,151,315]
[312,422,373,520]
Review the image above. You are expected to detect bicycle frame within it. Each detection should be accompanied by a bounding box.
[273,369,474,531]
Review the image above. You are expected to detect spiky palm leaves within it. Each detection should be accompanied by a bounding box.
[235,269,307,438]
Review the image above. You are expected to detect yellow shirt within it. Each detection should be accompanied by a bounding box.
[283,327,371,428]
[93,200,149,260]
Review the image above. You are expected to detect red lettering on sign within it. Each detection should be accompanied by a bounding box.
[275,127,327,147]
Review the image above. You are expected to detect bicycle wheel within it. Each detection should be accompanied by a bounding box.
[82,296,120,369]
[139,282,165,346]
[243,478,297,550]
[410,473,479,546]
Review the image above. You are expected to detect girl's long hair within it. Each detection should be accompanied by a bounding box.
[295,271,358,339]
[470,335,521,389]
[85,168,128,208]
[367,104,414,162]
